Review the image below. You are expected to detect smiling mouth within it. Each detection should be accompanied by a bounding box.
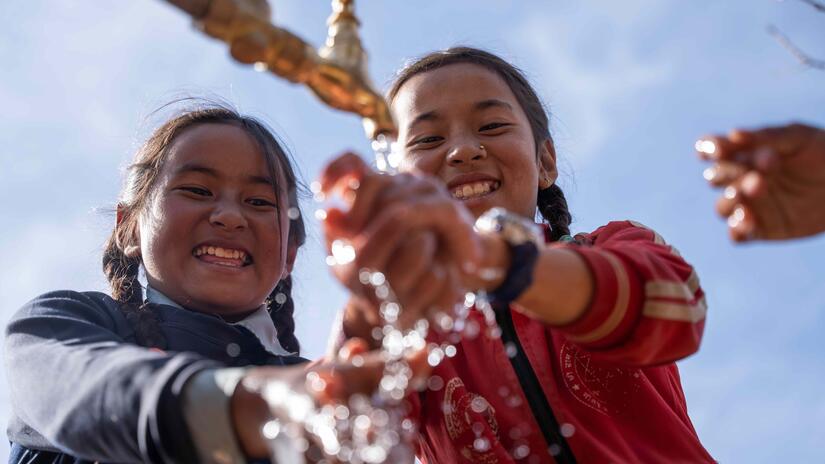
[451,180,500,200]
[193,245,252,268]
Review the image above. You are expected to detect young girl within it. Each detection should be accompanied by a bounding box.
[322,47,714,463]
[4,104,395,463]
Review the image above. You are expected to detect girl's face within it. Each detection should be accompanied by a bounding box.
[135,123,293,319]
[393,63,556,219]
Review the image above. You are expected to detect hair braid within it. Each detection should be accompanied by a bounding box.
[102,237,168,349]
[537,184,572,241]
[268,276,300,355]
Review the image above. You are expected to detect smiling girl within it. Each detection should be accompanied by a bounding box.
[322,47,714,463]
[4,104,392,464]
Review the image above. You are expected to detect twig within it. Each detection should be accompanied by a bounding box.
[795,0,825,13]
[767,24,825,70]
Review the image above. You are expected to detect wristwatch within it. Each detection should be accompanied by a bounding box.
[474,207,544,308]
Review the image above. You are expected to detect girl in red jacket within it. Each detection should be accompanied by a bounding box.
[321,47,714,463]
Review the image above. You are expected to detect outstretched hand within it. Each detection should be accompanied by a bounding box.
[697,123,825,242]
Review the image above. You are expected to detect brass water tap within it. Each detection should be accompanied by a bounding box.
[163,0,396,140]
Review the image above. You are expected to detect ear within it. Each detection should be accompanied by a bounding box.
[538,138,558,189]
[117,203,142,258]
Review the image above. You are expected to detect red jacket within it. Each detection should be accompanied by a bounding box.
[409,221,714,463]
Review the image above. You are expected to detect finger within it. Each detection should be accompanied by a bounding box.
[743,123,816,158]
[363,199,481,274]
[385,230,437,296]
[727,204,757,243]
[323,172,394,238]
[715,186,739,218]
[395,264,450,329]
[319,152,370,193]
[695,134,748,161]
[338,337,371,362]
[739,170,768,199]
[703,161,748,187]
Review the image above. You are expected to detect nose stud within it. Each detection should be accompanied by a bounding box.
[479,144,486,151]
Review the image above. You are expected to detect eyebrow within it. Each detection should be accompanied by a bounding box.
[407,99,515,130]
[174,162,275,187]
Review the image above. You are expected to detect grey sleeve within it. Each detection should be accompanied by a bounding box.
[4,290,222,463]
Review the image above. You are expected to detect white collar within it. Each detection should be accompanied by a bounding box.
[145,286,295,357]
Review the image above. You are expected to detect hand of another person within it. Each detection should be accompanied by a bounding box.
[697,123,825,242]
[319,152,483,337]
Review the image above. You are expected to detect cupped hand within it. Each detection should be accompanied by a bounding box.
[319,152,482,333]
[697,123,825,242]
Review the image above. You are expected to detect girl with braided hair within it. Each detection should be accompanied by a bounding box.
[321,47,714,463]
[4,104,403,463]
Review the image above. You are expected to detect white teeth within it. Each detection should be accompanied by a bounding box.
[194,245,248,262]
[451,181,498,200]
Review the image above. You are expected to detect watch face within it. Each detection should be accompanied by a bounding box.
[476,208,542,246]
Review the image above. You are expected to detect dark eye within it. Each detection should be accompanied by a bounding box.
[247,198,277,208]
[480,122,510,132]
[411,135,443,146]
[180,186,212,197]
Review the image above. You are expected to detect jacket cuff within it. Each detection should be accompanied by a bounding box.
[181,368,250,464]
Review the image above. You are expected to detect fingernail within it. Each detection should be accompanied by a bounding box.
[741,172,760,195]
[727,206,745,228]
[695,139,717,157]
[724,186,737,200]
[703,166,718,182]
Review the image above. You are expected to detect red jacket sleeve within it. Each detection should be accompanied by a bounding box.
[554,220,706,366]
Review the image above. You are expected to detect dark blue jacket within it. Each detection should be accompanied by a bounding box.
[4,290,306,463]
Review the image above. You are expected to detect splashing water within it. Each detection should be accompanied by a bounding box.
[258,142,510,462]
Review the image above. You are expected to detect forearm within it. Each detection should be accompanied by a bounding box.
[514,247,593,325]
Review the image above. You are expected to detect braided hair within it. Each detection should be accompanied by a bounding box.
[103,102,306,353]
[388,47,572,240]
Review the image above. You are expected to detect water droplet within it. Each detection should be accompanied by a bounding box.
[226,343,241,357]
[334,405,350,420]
[512,444,530,459]
[470,396,489,413]
[314,208,328,220]
[464,319,480,338]
[331,240,356,265]
[471,421,485,435]
[548,444,561,456]
[274,292,287,305]
[444,344,457,357]
[427,375,444,391]
[325,256,337,266]
[370,272,386,286]
[262,420,281,439]
[473,437,490,452]
[560,423,576,438]
[506,395,522,407]
[253,61,268,72]
[504,342,518,358]
[350,354,364,367]
[287,207,301,220]
[427,347,445,366]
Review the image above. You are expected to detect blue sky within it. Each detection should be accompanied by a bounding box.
[1,0,824,461]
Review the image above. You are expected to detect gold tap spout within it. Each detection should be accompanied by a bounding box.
[162,0,396,140]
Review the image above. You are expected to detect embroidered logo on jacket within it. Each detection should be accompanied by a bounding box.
[444,377,501,463]
[560,341,644,415]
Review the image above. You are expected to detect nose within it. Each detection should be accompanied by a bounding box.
[210,199,248,231]
[446,138,487,166]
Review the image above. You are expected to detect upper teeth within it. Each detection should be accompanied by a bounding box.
[452,181,499,199]
[194,245,248,261]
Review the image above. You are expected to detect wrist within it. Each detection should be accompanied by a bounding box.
[230,379,273,459]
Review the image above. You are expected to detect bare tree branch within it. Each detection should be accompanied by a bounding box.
[767,24,825,70]
[794,0,825,13]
